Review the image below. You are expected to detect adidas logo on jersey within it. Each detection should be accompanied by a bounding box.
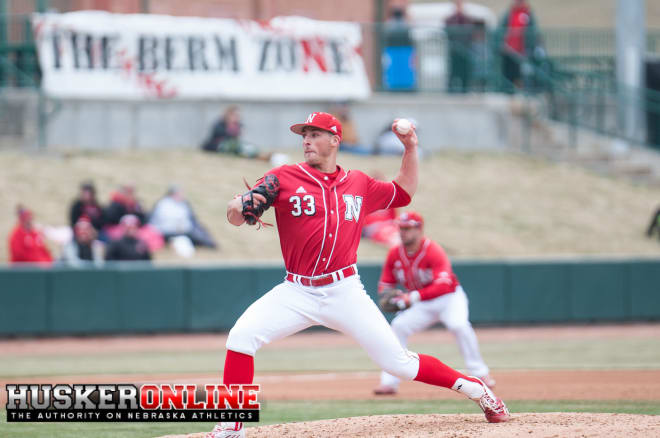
[296,186,307,194]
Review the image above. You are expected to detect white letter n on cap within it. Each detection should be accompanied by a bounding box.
[343,195,363,222]
[306,113,317,123]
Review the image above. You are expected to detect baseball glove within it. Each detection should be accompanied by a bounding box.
[379,289,407,313]
[241,174,280,227]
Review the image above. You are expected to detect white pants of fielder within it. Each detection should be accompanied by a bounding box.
[226,271,422,382]
[380,285,489,389]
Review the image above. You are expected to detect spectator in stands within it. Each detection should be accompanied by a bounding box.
[60,217,104,266]
[382,1,416,91]
[362,171,402,247]
[202,105,242,153]
[105,214,151,261]
[445,0,477,93]
[647,206,660,240]
[149,185,217,255]
[104,184,147,226]
[384,2,411,47]
[201,105,272,161]
[8,205,53,264]
[103,184,164,253]
[69,181,105,233]
[332,103,371,155]
[496,0,539,92]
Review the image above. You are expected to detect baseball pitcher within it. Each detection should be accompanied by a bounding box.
[207,112,509,438]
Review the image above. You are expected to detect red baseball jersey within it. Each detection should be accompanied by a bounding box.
[257,162,410,277]
[378,237,460,301]
[9,225,53,263]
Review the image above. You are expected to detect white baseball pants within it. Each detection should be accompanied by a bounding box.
[380,286,489,388]
[226,274,421,381]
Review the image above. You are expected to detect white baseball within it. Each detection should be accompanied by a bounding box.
[395,118,411,135]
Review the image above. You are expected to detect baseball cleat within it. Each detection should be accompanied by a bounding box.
[477,374,497,389]
[206,422,245,438]
[373,384,398,395]
[470,376,510,423]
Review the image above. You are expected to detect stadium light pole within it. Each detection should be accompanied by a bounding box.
[616,0,646,144]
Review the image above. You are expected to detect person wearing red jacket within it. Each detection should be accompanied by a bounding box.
[9,207,53,264]
[497,0,539,90]
[373,211,494,395]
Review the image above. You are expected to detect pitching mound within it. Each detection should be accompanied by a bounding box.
[161,412,660,437]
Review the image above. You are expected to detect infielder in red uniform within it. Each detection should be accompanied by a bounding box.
[207,112,509,438]
[373,211,495,395]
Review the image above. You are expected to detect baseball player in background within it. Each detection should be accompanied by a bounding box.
[374,211,495,395]
[207,112,509,438]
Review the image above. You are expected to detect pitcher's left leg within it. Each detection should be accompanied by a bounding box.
[324,278,459,384]
[322,277,510,423]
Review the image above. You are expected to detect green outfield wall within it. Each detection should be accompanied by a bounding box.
[0,259,659,336]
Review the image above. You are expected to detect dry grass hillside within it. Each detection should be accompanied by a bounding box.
[1,148,659,264]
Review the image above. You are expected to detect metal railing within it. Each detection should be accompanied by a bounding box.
[378,25,660,149]
[378,26,625,93]
[0,13,40,87]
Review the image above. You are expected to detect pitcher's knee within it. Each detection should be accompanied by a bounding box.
[380,350,420,381]
[226,325,261,356]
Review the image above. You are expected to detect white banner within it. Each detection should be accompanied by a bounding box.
[32,11,371,100]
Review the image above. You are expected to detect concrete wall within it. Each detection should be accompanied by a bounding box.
[0,89,40,150]
[38,93,514,151]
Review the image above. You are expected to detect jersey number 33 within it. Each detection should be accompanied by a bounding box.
[289,195,316,216]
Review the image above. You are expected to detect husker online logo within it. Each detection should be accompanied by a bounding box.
[5,384,260,422]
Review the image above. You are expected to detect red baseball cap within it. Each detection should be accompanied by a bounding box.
[290,112,342,140]
[398,211,424,228]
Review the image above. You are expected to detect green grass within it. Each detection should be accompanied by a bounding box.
[3,400,659,438]
[3,338,660,378]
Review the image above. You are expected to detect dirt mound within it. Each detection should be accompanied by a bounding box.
[164,413,660,438]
